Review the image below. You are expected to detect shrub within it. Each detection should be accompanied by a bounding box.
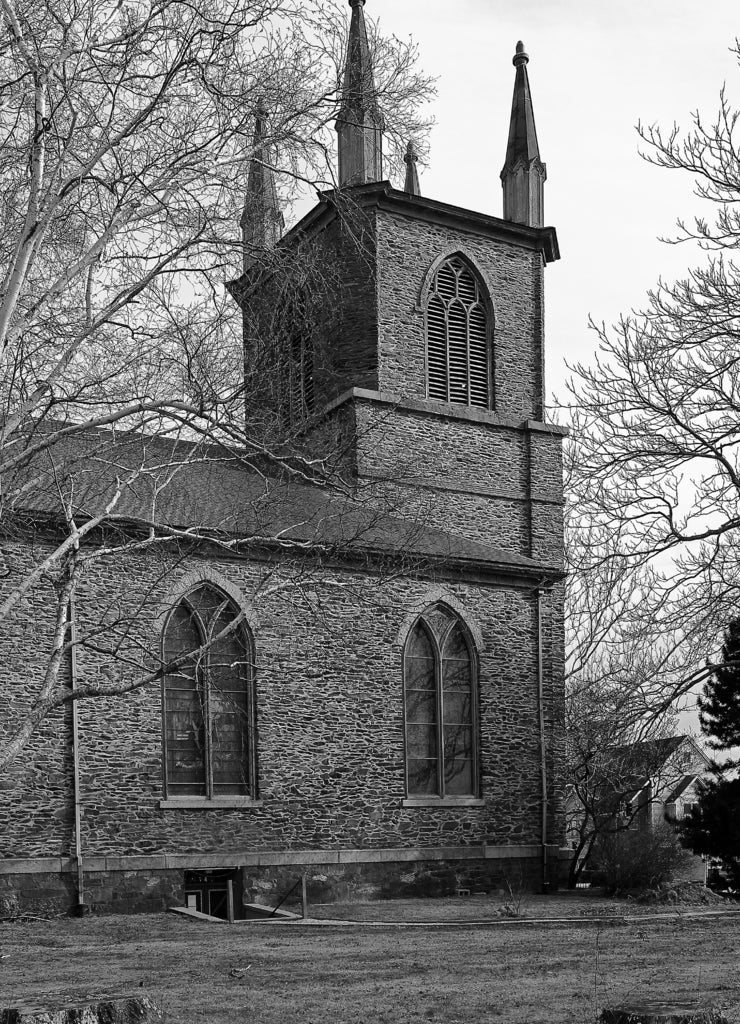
[593,822,691,894]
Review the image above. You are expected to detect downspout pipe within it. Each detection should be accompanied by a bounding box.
[536,585,550,894]
[69,596,86,915]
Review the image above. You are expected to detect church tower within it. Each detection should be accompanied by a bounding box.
[233,18,562,567]
[232,6,566,889]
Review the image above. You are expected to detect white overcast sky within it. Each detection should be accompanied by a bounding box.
[363,1,740,738]
[368,0,740,404]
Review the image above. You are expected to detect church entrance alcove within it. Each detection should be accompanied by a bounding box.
[183,868,243,919]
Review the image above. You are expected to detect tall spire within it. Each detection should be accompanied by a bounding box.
[403,141,421,196]
[500,42,547,228]
[335,0,384,186]
[240,99,284,270]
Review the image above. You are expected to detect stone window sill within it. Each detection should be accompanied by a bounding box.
[402,797,485,808]
[159,797,263,810]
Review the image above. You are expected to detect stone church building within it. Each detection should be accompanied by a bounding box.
[0,0,567,916]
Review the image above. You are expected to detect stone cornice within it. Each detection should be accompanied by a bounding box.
[0,844,569,875]
[283,182,560,264]
[320,386,569,437]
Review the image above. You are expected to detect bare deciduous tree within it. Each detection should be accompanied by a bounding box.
[0,0,435,768]
[559,40,740,873]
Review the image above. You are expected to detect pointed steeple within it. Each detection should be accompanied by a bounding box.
[403,141,421,196]
[335,0,384,186]
[240,99,284,270]
[500,42,547,228]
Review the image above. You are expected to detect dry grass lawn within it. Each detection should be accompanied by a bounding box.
[1,897,739,1023]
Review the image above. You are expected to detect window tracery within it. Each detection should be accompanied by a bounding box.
[404,603,478,798]
[163,586,256,798]
[426,257,492,409]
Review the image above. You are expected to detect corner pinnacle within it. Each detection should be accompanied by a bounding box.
[403,141,421,196]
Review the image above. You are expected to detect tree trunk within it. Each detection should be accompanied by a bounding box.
[0,996,163,1023]
[601,1005,729,1024]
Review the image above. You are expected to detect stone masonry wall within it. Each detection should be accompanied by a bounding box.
[0,543,563,871]
[375,209,546,422]
[352,398,565,564]
[0,542,76,857]
[247,199,549,427]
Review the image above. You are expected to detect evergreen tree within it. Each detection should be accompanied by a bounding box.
[698,617,740,755]
[680,619,740,887]
[680,778,740,888]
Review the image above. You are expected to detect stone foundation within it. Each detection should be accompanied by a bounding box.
[0,845,565,916]
[246,856,546,907]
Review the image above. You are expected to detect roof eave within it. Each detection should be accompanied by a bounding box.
[278,182,560,264]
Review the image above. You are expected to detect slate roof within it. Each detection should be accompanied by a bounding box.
[603,736,692,800]
[611,735,688,768]
[3,422,557,579]
[665,774,698,803]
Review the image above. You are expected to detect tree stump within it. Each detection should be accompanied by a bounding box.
[601,1004,729,1024]
[0,995,163,1024]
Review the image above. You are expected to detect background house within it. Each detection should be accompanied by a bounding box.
[616,735,711,835]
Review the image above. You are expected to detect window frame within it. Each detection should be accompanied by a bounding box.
[423,256,495,411]
[402,605,482,805]
[160,586,259,807]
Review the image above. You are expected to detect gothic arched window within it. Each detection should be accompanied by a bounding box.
[163,586,256,799]
[404,604,478,798]
[426,257,492,409]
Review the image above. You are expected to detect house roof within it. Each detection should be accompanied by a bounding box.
[604,735,711,801]
[611,735,688,767]
[4,421,560,582]
[665,774,699,803]
[603,736,692,799]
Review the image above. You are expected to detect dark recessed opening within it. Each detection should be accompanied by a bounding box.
[183,868,243,920]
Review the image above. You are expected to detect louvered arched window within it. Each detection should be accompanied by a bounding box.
[163,586,256,799]
[281,291,315,426]
[426,257,492,409]
[404,604,478,798]
[287,331,315,423]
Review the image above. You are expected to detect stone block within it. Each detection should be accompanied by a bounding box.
[484,844,539,860]
[257,850,338,867]
[105,856,166,872]
[0,859,64,876]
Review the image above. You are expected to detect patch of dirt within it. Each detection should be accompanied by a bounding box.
[1,911,740,1024]
[634,882,730,906]
[308,888,736,923]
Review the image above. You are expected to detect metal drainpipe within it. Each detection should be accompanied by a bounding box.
[69,596,86,914]
[536,586,549,893]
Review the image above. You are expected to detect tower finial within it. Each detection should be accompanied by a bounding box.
[240,100,284,271]
[513,41,529,66]
[335,0,384,186]
[500,41,546,227]
[403,141,421,196]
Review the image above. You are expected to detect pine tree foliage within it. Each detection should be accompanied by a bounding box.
[680,777,740,888]
[699,617,740,753]
[680,618,740,885]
